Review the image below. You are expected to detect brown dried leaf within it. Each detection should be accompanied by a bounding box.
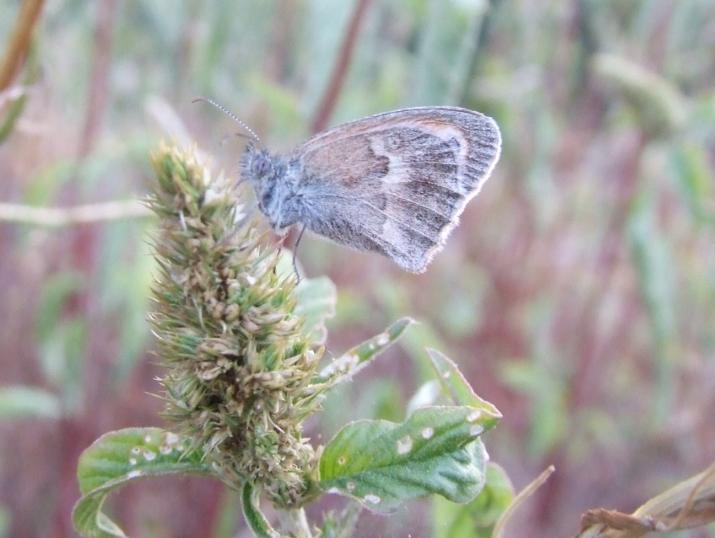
[577,462,715,537]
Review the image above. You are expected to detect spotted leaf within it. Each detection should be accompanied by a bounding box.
[72,428,213,537]
[319,406,497,513]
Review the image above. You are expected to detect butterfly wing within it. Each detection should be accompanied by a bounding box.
[294,106,501,272]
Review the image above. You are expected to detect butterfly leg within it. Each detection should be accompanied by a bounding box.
[291,223,307,283]
[274,232,288,276]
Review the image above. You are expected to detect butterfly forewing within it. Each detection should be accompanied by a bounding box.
[294,107,501,272]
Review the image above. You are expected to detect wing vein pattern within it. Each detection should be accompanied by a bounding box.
[295,106,501,273]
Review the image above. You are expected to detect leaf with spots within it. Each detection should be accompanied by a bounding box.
[317,317,414,386]
[72,428,213,537]
[427,348,501,420]
[319,406,498,513]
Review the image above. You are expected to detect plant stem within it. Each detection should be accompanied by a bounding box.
[280,508,313,538]
[0,0,44,91]
[0,200,150,226]
[310,0,372,134]
[77,0,118,159]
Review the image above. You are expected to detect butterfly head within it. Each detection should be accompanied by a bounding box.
[241,144,274,180]
[240,145,292,228]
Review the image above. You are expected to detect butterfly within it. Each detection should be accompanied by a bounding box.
[198,100,501,273]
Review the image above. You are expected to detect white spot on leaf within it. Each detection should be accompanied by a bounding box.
[467,410,482,422]
[143,449,157,461]
[346,481,356,492]
[375,333,390,346]
[319,353,359,379]
[127,470,143,479]
[397,435,413,455]
[364,494,381,505]
[129,458,137,466]
[421,427,434,439]
[470,424,484,436]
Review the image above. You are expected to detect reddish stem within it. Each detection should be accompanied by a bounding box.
[77,0,118,159]
[310,0,372,134]
[0,0,44,91]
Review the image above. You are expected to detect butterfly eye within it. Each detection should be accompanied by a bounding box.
[260,188,274,211]
[251,156,271,178]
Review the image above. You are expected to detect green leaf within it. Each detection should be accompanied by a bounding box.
[73,428,213,537]
[295,276,336,344]
[318,317,414,386]
[276,251,336,344]
[0,386,61,419]
[464,463,515,532]
[241,483,281,538]
[433,462,515,538]
[319,406,495,513]
[427,349,502,422]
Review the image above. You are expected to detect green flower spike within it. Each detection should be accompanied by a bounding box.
[147,144,323,507]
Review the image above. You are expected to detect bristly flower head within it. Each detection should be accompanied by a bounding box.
[147,144,323,507]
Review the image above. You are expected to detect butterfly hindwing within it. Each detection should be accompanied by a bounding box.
[294,107,501,272]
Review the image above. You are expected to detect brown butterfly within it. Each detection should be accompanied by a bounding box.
[200,100,501,272]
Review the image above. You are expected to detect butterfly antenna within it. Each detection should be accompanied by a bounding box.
[220,131,255,147]
[192,96,263,147]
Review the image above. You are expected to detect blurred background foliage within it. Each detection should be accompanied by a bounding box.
[1,0,714,536]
